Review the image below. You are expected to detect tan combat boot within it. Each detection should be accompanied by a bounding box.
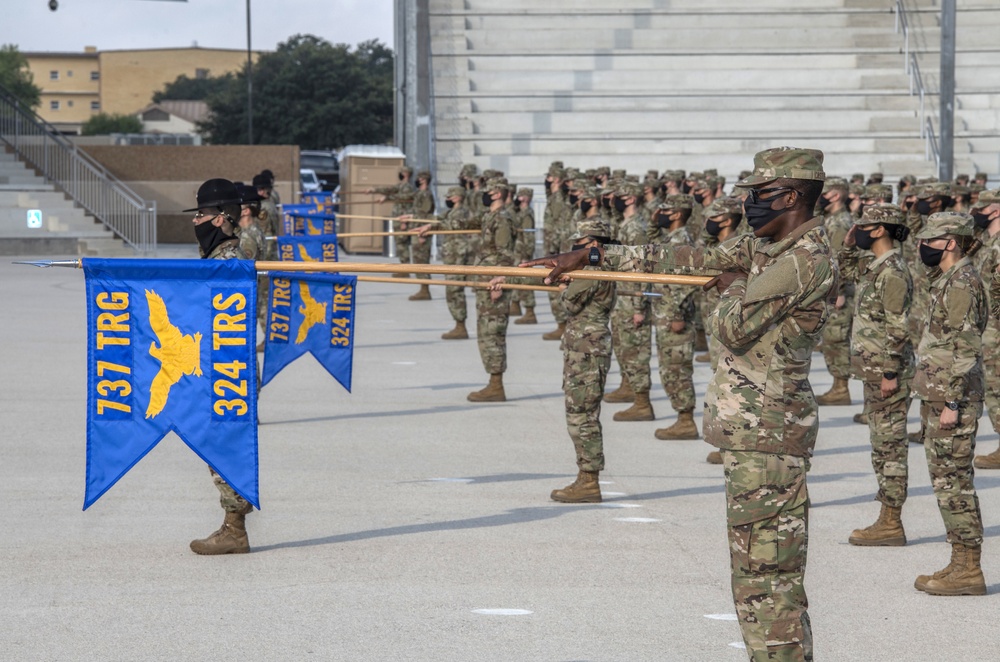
[854,411,869,425]
[542,323,565,341]
[655,411,700,440]
[706,451,723,464]
[694,329,708,352]
[550,470,602,503]
[613,390,655,421]
[190,511,250,555]
[509,300,522,316]
[816,377,852,405]
[467,373,506,402]
[917,544,987,596]
[409,284,432,301]
[849,503,906,546]
[603,374,635,404]
[441,321,468,340]
[514,307,537,325]
[974,447,1000,470]
[695,353,711,363]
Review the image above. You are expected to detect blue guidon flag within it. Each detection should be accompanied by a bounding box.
[261,272,356,392]
[82,258,258,510]
[277,235,339,263]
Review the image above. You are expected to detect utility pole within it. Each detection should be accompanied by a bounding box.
[246,0,253,145]
[939,0,956,181]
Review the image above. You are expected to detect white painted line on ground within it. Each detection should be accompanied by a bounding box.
[729,642,747,649]
[598,480,614,485]
[704,613,739,621]
[429,478,474,483]
[602,491,627,497]
[392,361,417,365]
[597,503,642,509]
[614,517,661,523]
[472,609,533,616]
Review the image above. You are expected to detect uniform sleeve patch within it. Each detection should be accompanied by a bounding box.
[880,273,908,315]
[744,255,799,304]
[946,287,973,328]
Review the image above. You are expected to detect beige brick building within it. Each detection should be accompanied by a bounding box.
[25,46,259,134]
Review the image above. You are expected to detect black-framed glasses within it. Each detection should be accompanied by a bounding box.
[746,186,793,205]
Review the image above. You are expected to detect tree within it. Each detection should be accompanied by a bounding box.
[153,73,233,103]
[81,112,143,136]
[0,44,41,109]
[198,35,393,148]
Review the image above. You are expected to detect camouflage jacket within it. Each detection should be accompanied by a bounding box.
[912,257,987,403]
[475,207,516,268]
[824,208,855,296]
[207,238,243,261]
[237,223,264,260]
[561,272,615,356]
[603,218,836,457]
[413,188,435,219]
[374,182,416,217]
[542,192,566,255]
[616,209,651,316]
[839,247,914,383]
[513,206,536,261]
[256,199,280,261]
[653,224,697,322]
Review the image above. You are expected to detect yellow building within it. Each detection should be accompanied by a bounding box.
[25,46,259,134]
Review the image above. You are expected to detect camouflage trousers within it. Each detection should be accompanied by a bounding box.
[723,450,813,662]
[610,302,652,393]
[862,381,910,508]
[920,400,984,547]
[515,246,536,309]
[653,322,695,413]
[256,275,270,331]
[410,234,431,281]
[209,467,252,514]
[443,240,474,322]
[548,291,568,324]
[563,349,610,472]
[982,325,1000,434]
[819,295,853,380]
[475,287,512,374]
[395,233,412,265]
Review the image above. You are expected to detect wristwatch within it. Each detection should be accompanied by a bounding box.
[883,371,897,381]
[588,246,601,266]
[946,401,960,411]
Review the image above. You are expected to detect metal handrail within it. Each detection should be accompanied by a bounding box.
[895,0,940,166]
[0,84,157,254]
[926,117,940,170]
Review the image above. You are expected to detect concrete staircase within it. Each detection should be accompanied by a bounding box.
[0,151,133,256]
[427,0,985,193]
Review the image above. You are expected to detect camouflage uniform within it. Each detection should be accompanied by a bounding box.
[970,190,1000,435]
[208,238,254,515]
[475,181,517,375]
[543,166,569,325]
[562,261,616,472]
[411,172,435,281]
[610,183,653,395]
[839,205,914,509]
[374,169,416,265]
[439,186,478,323]
[513,188,537,310]
[255,195,281,329]
[237,222,264,261]
[603,148,834,660]
[907,182,954,338]
[913,213,987,548]
[648,196,698,416]
[819,179,856,383]
[702,197,745,370]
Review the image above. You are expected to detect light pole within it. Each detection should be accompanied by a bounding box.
[246,0,253,145]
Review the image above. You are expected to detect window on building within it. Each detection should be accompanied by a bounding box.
[90,71,100,81]
[49,71,59,80]
[91,101,100,111]
[50,100,60,111]
[67,100,74,108]
[195,68,209,80]
[142,108,170,122]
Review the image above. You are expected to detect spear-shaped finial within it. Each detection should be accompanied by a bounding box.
[13,259,82,268]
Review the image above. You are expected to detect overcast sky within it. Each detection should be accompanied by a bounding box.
[5,0,394,53]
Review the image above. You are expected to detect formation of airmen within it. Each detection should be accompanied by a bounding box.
[375,152,1000,661]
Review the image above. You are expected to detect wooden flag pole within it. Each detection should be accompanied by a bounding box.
[336,213,443,224]
[255,261,715,287]
[355,275,560,293]
[264,230,478,240]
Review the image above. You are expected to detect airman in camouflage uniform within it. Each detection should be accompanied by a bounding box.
[185,178,255,556]
[407,170,436,300]
[235,184,265,261]
[700,197,745,372]
[468,178,517,402]
[371,165,416,270]
[837,204,915,546]
[911,212,988,597]
[512,187,538,324]
[588,147,834,660]
[252,173,281,349]
[543,163,570,338]
[970,190,1000,469]
[549,216,616,504]
[907,182,954,338]
[815,177,856,406]
[605,182,654,422]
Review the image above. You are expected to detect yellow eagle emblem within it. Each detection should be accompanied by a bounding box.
[297,243,317,262]
[144,289,203,419]
[296,282,328,344]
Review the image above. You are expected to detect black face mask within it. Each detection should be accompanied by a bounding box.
[568,193,579,206]
[195,217,230,258]
[482,192,493,207]
[513,200,521,211]
[854,227,876,250]
[398,174,405,182]
[657,213,676,229]
[682,183,693,194]
[693,192,706,205]
[915,199,933,216]
[743,191,789,231]
[919,243,946,267]
[601,197,612,210]
[613,198,627,213]
[817,195,832,212]
[560,183,570,195]
[580,200,593,214]
[973,211,992,229]
[446,199,456,209]
[705,219,724,237]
